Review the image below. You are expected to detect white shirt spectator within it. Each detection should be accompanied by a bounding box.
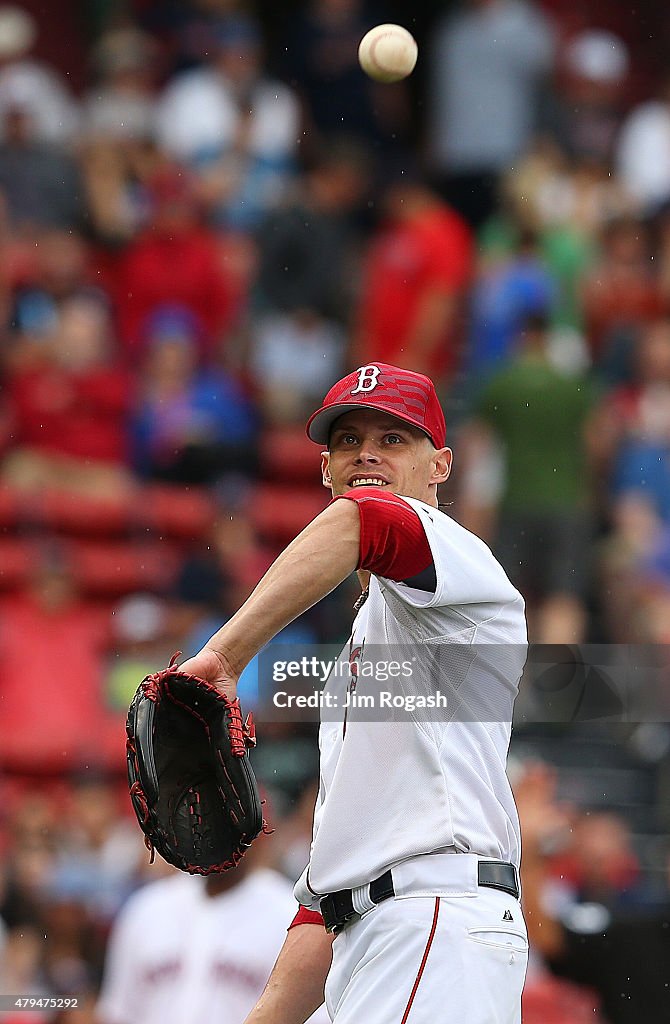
[156,67,299,163]
[0,59,78,143]
[252,312,345,398]
[617,99,670,211]
[97,868,328,1024]
[429,0,555,173]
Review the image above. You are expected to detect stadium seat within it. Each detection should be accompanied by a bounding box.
[136,484,217,540]
[69,540,181,597]
[259,425,321,484]
[0,537,33,589]
[0,486,22,530]
[34,488,130,536]
[249,483,326,544]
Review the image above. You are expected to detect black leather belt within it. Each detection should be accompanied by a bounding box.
[320,859,519,934]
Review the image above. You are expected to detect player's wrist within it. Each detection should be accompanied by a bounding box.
[199,643,243,697]
[203,643,238,676]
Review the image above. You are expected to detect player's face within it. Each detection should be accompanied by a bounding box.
[321,410,452,506]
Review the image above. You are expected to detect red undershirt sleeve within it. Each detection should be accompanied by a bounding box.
[331,487,433,581]
[289,906,325,929]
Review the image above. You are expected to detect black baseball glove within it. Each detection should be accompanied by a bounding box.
[126,655,267,874]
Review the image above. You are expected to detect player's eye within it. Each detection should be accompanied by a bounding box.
[385,434,403,444]
[341,433,359,445]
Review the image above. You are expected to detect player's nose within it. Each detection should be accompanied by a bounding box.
[354,445,382,464]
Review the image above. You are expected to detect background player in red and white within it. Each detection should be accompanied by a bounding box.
[180,362,528,1024]
[96,850,329,1024]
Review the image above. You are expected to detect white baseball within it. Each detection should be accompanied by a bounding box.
[358,24,418,84]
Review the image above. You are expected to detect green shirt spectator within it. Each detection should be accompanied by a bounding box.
[475,343,594,512]
[468,314,596,639]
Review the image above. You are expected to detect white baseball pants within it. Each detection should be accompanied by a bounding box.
[323,856,528,1024]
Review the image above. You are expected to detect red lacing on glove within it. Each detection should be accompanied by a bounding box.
[190,849,247,875]
[142,673,163,701]
[143,651,183,701]
[128,780,156,864]
[226,699,246,758]
[128,781,149,822]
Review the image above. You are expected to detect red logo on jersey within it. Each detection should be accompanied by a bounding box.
[344,644,364,738]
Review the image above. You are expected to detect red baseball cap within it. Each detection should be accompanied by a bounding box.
[306,363,446,449]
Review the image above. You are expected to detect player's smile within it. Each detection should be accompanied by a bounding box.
[348,475,389,487]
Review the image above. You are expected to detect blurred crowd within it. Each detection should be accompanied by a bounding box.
[2,0,670,1020]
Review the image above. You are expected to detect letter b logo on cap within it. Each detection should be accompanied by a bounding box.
[350,365,381,394]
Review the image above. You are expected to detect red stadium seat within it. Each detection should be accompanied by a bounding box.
[0,588,116,773]
[0,537,33,589]
[34,488,130,536]
[136,484,217,540]
[249,483,326,544]
[69,540,180,597]
[259,425,321,484]
[0,486,22,530]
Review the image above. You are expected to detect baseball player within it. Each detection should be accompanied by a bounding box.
[180,362,528,1024]
[97,860,329,1024]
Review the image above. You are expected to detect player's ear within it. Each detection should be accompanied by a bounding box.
[321,451,333,489]
[431,447,452,485]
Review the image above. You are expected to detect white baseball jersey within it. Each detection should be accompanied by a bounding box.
[98,869,328,1024]
[295,498,526,906]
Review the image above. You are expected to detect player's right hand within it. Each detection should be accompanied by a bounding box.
[178,646,239,701]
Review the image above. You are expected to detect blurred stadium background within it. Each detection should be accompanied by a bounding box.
[1,0,670,1021]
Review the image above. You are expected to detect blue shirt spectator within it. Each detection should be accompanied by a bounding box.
[468,244,556,378]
